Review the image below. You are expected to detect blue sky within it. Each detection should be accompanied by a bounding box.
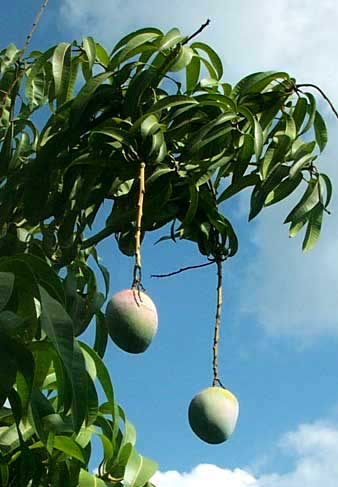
[3,1,338,485]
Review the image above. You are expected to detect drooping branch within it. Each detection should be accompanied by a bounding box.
[132,161,146,289]
[296,83,338,120]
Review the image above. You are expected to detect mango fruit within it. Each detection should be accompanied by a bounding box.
[188,386,239,444]
[105,289,158,353]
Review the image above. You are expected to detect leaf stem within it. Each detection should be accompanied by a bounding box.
[151,260,215,278]
[212,259,224,387]
[132,161,146,289]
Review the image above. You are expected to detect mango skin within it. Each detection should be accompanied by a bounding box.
[105,289,158,354]
[188,386,239,444]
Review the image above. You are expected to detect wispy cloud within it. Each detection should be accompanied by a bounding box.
[153,420,338,487]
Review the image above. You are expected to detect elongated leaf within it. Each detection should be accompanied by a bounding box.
[319,173,332,208]
[249,165,289,220]
[191,41,223,80]
[124,448,158,487]
[284,179,320,223]
[289,153,314,179]
[232,71,289,98]
[52,42,72,107]
[54,435,85,463]
[79,342,116,419]
[159,28,182,50]
[70,71,114,127]
[78,469,109,487]
[238,106,263,159]
[83,37,96,71]
[289,218,307,238]
[218,174,259,203]
[302,203,324,251]
[265,173,302,206]
[186,54,200,93]
[180,185,199,227]
[299,92,316,135]
[292,96,307,132]
[314,110,328,152]
[0,272,14,312]
[147,95,198,114]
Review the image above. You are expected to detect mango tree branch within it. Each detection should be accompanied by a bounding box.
[296,83,338,120]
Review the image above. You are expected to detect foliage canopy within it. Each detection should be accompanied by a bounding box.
[0,23,331,486]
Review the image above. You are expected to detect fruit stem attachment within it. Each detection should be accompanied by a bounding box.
[212,258,224,388]
[132,161,146,290]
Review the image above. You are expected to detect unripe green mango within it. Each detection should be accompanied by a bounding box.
[188,386,239,444]
[105,289,158,354]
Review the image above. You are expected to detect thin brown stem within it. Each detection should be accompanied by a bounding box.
[132,161,146,289]
[296,83,338,120]
[151,260,215,278]
[3,0,49,105]
[182,19,211,45]
[212,259,223,387]
[19,0,50,62]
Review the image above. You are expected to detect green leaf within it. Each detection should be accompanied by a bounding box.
[191,42,223,80]
[232,71,289,99]
[146,167,174,185]
[299,92,316,135]
[238,106,263,160]
[313,110,328,152]
[289,218,307,238]
[265,173,302,206]
[319,173,332,208]
[159,28,183,50]
[186,54,200,93]
[78,469,109,487]
[218,174,259,203]
[70,71,114,127]
[79,342,116,420]
[54,435,85,463]
[52,42,72,107]
[284,179,320,223]
[249,165,289,220]
[110,31,161,68]
[292,96,307,132]
[124,448,158,487]
[95,43,110,67]
[146,95,198,114]
[83,37,96,71]
[289,153,314,179]
[180,185,199,227]
[0,272,14,312]
[111,27,163,54]
[302,203,324,252]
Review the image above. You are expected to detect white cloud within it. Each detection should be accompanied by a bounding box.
[153,464,256,487]
[153,421,338,487]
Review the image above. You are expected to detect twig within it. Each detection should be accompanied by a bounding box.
[3,0,49,104]
[296,83,338,120]
[212,259,223,387]
[132,161,146,289]
[151,260,215,278]
[182,19,211,45]
[19,0,50,63]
